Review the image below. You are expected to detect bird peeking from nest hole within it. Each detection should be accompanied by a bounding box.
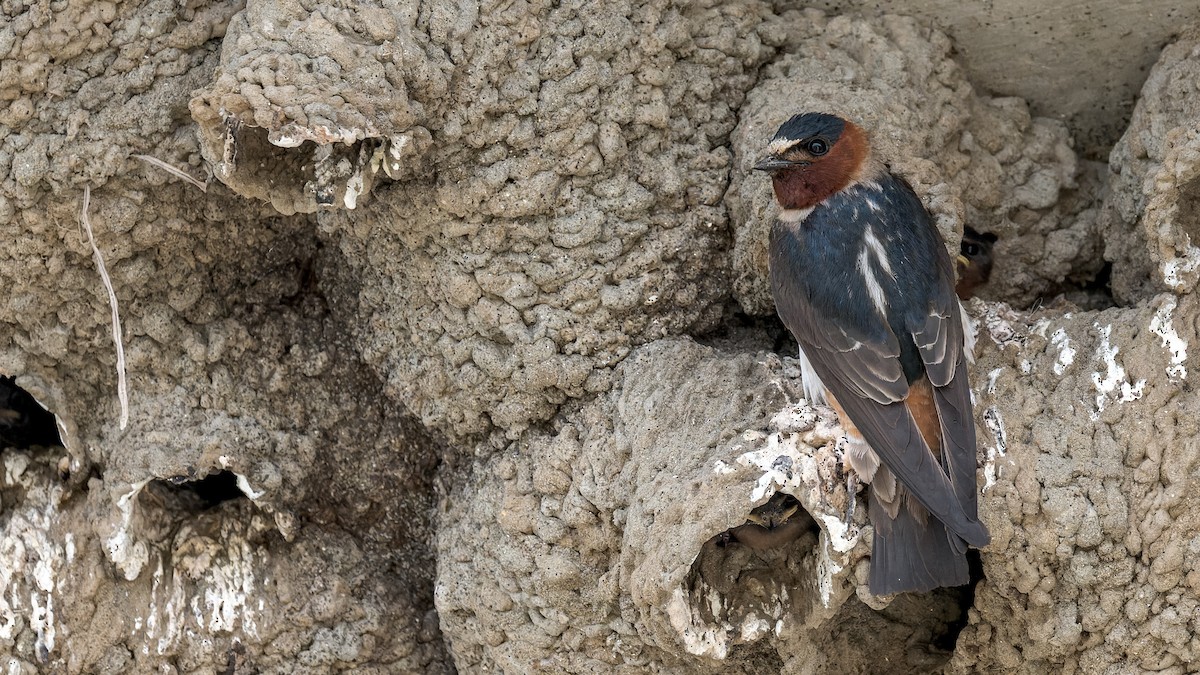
[718,493,814,551]
[955,226,998,300]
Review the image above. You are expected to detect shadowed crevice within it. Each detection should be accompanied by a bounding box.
[149,470,248,512]
[0,376,63,450]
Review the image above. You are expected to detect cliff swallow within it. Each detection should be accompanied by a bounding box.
[721,493,813,551]
[955,226,998,300]
[755,113,990,594]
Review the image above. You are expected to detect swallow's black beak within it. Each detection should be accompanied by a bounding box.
[753,156,808,172]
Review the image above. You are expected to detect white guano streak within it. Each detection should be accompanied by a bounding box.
[1149,297,1188,380]
[1091,323,1145,420]
[1050,328,1075,375]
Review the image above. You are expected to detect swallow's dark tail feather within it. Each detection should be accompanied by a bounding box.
[868,491,969,595]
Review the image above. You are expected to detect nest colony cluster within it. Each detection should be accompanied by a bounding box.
[0,2,1198,673]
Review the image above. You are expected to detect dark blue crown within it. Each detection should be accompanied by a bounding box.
[772,112,846,144]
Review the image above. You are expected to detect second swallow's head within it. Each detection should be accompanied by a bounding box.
[955,226,999,300]
[754,112,872,211]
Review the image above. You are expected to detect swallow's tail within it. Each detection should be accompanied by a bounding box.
[867,489,969,595]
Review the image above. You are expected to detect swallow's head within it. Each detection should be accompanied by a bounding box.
[955,226,999,299]
[754,112,873,211]
[745,493,802,529]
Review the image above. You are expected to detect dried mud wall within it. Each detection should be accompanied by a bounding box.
[1,1,1199,673]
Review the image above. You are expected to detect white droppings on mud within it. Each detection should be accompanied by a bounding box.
[711,459,736,475]
[769,404,818,435]
[984,311,1019,347]
[736,404,820,500]
[385,133,412,175]
[145,557,185,654]
[104,479,151,581]
[343,173,364,209]
[667,585,731,658]
[985,368,1003,396]
[737,435,793,504]
[267,133,301,148]
[1091,324,1146,420]
[819,514,859,555]
[3,453,27,484]
[139,527,261,654]
[815,515,858,608]
[29,594,54,658]
[982,407,1008,491]
[1161,243,1200,287]
[0,453,69,657]
[1149,297,1188,379]
[199,539,259,635]
[739,615,771,642]
[235,474,265,501]
[986,417,1005,456]
[733,405,861,609]
[1121,380,1146,401]
[1050,328,1076,375]
[983,449,998,491]
[268,123,368,148]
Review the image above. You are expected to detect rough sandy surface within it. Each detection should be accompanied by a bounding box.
[1103,25,1200,304]
[950,295,1200,673]
[311,0,774,440]
[812,0,1200,159]
[1,1,1199,673]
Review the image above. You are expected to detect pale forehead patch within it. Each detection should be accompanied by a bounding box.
[766,138,799,155]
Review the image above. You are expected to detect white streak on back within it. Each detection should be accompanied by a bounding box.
[862,226,893,277]
[858,225,892,316]
[858,248,889,317]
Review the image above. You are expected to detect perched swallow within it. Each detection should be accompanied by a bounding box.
[755,113,990,594]
[955,226,998,300]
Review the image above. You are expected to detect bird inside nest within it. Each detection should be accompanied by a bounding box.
[754,112,990,595]
[955,226,998,300]
[719,493,814,551]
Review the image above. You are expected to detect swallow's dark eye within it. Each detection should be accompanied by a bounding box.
[806,139,828,156]
[963,243,981,256]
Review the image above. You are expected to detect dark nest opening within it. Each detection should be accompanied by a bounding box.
[0,375,62,450]
[147,469,247,512]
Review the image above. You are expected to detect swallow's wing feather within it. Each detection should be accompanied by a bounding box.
[771,279,909,404]
[910,263,985,535]
[911,257,960,388]
[802,347,990,547]
[931,351,984,535]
